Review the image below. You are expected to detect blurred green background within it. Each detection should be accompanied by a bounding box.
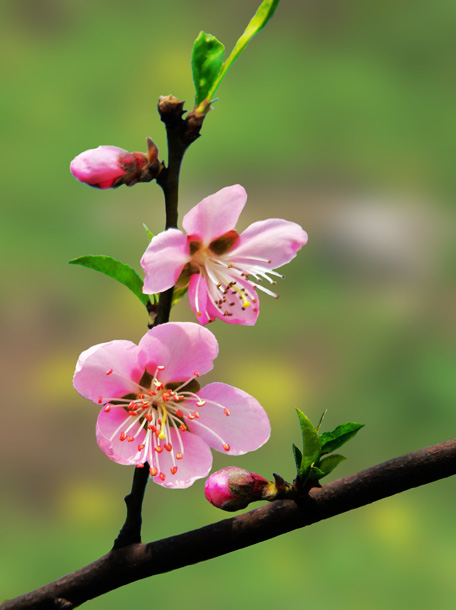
[1,0,455,607]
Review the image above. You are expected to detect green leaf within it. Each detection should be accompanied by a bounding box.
[69,255,151,308]
[308,465,325,480]
[143,223,154,241]
[192,32,225,106]
[316,454,347,478]
[196,0,281,112]
[224,0,280,66]
[319,423,364,455]
[296,409,321,478]
[316,409,327,433]
[292,443,303,471]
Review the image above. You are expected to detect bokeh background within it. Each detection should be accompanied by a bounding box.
[1,0,455,607]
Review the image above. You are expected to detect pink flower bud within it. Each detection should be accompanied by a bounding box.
[70,139,160,189]
[70,146,132,189]
[204,467,276,511]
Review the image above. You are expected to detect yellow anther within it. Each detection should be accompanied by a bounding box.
[158,406,168,440]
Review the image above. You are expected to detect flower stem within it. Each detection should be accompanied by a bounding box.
[114,96,205,547]
[112,465,150,549]
[153,97,205,326]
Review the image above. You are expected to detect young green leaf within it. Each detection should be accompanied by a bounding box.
[224,0,280,66]
[296,409,321,478]
[292,443,303,471]
[316,454,347,478]
[308,465,326,480]
[192,32,225,107]
[319,423,364,455]
[316,409,328,433]
[143,223,154,241]
[196,0,281,113]
[69,255,152,308]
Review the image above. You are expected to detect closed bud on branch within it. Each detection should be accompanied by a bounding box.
[158,94,185,119]
[204,467,277,511]
[70,139,161,189]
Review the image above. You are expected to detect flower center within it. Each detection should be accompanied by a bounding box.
[98,365,232,482]
[186,234,283,320]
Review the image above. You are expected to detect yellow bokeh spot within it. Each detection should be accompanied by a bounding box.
[58,479,116,527]
[228,357,307,416]
[32,354,76,408]
[363,499,419,549]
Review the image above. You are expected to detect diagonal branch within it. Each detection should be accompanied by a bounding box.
[2,438,455,610]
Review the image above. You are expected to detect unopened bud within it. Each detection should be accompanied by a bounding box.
[158,95,185,119]
[70,140,161,189]
[204,467,277,512]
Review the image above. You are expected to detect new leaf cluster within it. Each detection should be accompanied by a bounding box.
[293,410,364,486]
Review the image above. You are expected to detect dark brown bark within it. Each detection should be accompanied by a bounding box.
[155,95,205,232]
[2,438,455,610]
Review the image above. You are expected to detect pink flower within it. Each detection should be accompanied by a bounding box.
[204,467,276,511]
[73,322,270,488]
[141,185,308,325]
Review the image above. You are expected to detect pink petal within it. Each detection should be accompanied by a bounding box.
[73,340,143,404]
[215,275,260,326]
[138,322,218,384]
[96,407,146,465]
[188,273,259,326]
[187,273,219,325]
[150,428,213,489]
[182,185,247,244]
[230,218,308,269]
[141,229,190,294]
[188,382,270,455]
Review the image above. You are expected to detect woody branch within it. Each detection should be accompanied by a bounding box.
[2,438,455,610]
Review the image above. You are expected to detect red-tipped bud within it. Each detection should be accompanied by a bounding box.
[70,140,161,189]
[204,467,277,512]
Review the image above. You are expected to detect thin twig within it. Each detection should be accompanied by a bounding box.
[153,97,204,328]
[3,438,455,609]
[112,465,150,549]
[156,95,205,232]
